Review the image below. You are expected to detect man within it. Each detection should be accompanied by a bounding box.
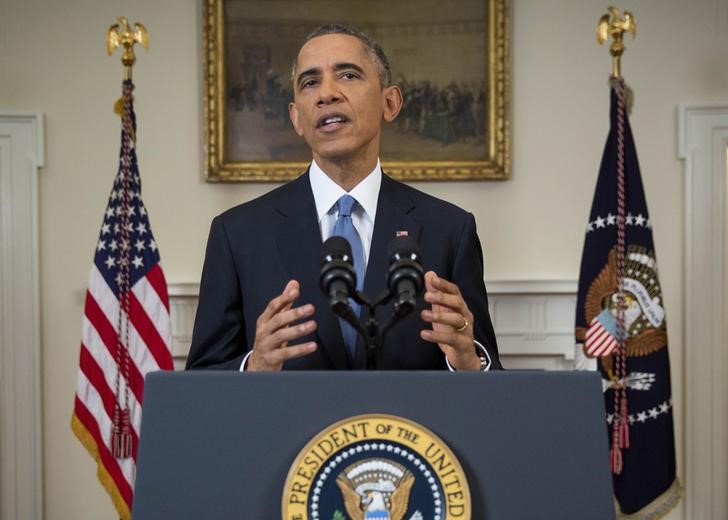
[186,24,501,371]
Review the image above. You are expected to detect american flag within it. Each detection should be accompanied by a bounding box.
[71,80,173,520]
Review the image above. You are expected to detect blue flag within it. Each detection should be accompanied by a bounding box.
[575,80,681,518]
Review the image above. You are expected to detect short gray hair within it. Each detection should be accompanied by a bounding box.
[291,24,392,88]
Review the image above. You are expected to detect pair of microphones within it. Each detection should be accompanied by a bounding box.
[319,235,425,368]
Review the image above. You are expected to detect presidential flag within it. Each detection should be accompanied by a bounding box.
[71,79,173,520]
[575,79,681,518]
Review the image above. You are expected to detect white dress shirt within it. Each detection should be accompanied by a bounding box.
[309,158,380,266]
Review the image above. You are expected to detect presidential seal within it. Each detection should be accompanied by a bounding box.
[576,245,667,373]
[282,414,471,520]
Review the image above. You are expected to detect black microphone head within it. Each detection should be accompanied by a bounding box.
[322,236,352,263]
[320,236,356,297]
[387,236,424,300]
[387,235,420,261]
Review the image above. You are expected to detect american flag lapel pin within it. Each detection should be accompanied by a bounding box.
[395,230,408,237]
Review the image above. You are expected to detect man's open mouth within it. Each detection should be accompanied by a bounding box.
[317,115,349,129]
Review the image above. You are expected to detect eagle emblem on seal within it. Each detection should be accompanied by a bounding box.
[335,458,415,520]
[576,245,667,374]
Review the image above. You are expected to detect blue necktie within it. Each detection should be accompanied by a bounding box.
[332,194,365,357]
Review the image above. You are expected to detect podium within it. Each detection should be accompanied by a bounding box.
[133,371,615,519]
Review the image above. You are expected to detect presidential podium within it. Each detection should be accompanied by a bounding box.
[133,371,615,519]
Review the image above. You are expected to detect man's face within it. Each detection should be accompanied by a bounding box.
[288,34,401,167]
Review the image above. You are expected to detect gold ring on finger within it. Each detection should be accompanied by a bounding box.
[456,317,469,333]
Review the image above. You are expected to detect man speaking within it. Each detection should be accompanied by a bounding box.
[186,24,501,372]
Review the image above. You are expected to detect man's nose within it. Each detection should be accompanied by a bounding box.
[317,74,341,105]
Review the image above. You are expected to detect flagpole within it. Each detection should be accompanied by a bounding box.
[105,16,148,462]
[575,8,682,516]
[72,17,174,520]
[596,6,637,478]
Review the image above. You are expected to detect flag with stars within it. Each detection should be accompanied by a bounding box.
[575,79,681,518]
[71,79,173,520]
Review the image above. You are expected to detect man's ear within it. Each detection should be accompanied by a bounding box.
[288,102,304,136]
[382,85,403,123]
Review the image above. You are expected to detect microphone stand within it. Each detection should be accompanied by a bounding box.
[342,290,415,370]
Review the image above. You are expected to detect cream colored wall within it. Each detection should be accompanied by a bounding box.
[2,0,727,518]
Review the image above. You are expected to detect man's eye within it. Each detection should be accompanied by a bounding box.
[341,72,358,80]
[301,79,318,88]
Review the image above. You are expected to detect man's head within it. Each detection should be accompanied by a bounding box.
[288,25,402,176]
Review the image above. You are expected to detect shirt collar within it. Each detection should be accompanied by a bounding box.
[309,159,381,221]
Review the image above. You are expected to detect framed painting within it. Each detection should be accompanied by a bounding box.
[203,0,510,181]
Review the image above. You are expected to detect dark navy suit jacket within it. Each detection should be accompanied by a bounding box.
[186,172,501,370]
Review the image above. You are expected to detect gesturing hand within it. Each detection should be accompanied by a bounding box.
[419,271,480,371]
[247,280,318,371]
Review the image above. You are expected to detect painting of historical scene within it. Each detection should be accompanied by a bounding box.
[206,0,509,180]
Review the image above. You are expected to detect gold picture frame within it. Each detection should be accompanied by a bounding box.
[203,0,510,182]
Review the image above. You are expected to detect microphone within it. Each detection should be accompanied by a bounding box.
[387,236,424,317]
[320,236,357,316]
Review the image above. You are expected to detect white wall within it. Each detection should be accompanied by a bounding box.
[2,0,727,518]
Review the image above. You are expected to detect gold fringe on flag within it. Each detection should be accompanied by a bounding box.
[71,414,132,520]
[615,479,682,520]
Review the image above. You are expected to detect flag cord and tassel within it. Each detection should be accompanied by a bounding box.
[105,16,148,462]
[610,77,630,475]
[111,80,135,460]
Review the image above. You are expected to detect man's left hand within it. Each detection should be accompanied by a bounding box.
[420,271,481,371]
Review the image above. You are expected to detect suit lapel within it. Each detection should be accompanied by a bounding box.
[272,173,349,369]
[356,175,422,368]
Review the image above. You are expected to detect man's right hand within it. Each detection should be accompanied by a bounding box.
[247,280,318,371]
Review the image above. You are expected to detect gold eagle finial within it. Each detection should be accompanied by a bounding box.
[597,6,636,78]
[106,17,148,80]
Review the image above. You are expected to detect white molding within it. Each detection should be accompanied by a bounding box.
[167,280,579,371]
[168,284,200,370]
[0,113,44,520]
[678,104,728,520]
[167,282,201,297]
[487,280,578,370]
[487,279,577,294]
